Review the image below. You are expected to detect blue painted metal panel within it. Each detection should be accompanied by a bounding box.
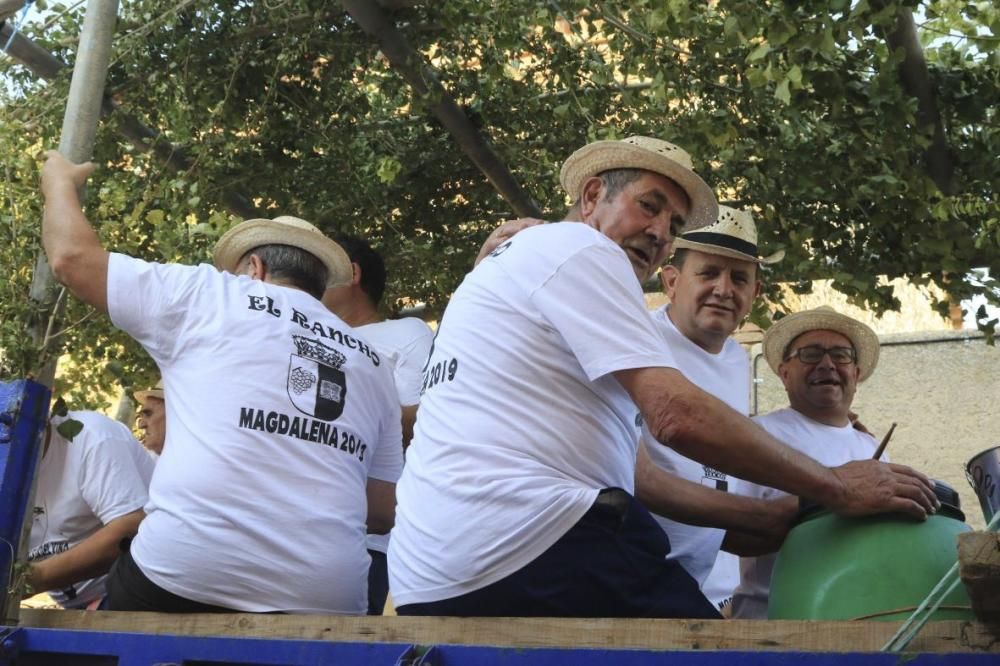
[0,627,992,666]
[0,380,50,612]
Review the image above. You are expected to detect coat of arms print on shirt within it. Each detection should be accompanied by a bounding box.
[288,335,348,420]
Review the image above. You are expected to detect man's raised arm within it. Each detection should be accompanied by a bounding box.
[40,151,109,314]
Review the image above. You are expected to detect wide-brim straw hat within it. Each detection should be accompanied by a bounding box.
[672,206,784,265]
[763,306,880,381]
[559,135,718,231]
[213,216,352,288]
[133,379,164,404]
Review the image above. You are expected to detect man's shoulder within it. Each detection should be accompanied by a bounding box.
[361,317,433,340]
[752,407,797,427]
[488,222,612,266]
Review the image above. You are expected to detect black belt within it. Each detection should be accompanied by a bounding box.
[585,487,631,528]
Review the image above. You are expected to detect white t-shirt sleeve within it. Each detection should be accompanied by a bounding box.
[528,243,675,380]
[367,401,404,483]
[395,323,434,406]
[76,430,150,525]
[106,253,212,363]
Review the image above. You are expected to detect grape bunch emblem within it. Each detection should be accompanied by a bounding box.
[290,366,317,395]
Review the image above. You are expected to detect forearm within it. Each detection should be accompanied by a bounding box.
[366,478,396,535]
[29,510,143,593]
[40,153,109,311]
[635,442,794,536]
[400,404,418,450]
[619,367,845,508]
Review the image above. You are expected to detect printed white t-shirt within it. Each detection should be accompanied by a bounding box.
[28,410,153,608]
[107,254,404,613]
[730,407,881,619]
[388,222,678,607]
[356,317,434,554]
[641,305,750,609]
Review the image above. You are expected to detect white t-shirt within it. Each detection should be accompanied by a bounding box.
[641,305,749,609]
[28,410,153,609]
[107,254,404,613]
[356,317,434,553]
[358,317,434,407]
[389,222,677,607]
[730,407,882,619]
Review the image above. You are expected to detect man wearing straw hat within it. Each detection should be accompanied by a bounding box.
[634,206,790,613]
[730,306,886,618]
[40,151,404,614]
[134,379,166,457]
[388,136,937,618]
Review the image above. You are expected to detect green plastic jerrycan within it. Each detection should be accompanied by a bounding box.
[768,482,975,621]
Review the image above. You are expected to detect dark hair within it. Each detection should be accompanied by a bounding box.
[333,234,386,306]
[245,244,328,299]
[599,168,644,200]
[667,248,690,268]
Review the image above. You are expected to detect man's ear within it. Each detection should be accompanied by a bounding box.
[351,262,362,287]
[579,176,605,219]
[753,279,762,299]
[245,254,267,281]
[660,265,680,300]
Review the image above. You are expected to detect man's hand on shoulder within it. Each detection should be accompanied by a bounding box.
[827,460,939,521]
[474,217,545,266]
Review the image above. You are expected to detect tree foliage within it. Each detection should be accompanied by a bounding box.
[1,0,997,405]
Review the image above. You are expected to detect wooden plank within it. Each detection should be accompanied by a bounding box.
[959,531,1000,623]
[16,610,1000,653]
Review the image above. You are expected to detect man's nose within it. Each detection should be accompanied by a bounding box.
[712,273,735,298]
[648,215,672,245]
[815,352,837,369]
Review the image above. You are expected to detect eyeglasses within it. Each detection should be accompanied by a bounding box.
[784,345,857,365]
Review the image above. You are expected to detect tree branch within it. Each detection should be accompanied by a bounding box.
[881,6,956,195]
[0,22,260,219]
[341,0,543,218]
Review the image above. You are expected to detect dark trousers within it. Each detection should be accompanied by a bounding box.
[106,545,236,613]
[367,549,389,615]
[397,488,720,619]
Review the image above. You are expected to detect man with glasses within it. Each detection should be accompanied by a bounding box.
[731,306,886,618]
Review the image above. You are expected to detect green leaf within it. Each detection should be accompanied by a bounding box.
[775,79,791,105]
[787,65,803,86]
[747,43,771,63]
[56,418,84,442]
[51,397,68,418]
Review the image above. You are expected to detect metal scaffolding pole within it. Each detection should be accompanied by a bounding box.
[10,0,119,626]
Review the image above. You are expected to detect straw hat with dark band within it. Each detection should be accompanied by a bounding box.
[559,136,718,231]
[134,379,164,404]
[763,306,880,381]
[672,206,784,265]
[213,216,353,288]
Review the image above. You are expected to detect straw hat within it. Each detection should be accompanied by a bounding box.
[672,206,784,264]
[133,379,164,404]
[213,216,353,288]
[763,306,880,381]
[559,136,718,230]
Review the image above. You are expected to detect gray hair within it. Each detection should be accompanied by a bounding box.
[242,244,328,299]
